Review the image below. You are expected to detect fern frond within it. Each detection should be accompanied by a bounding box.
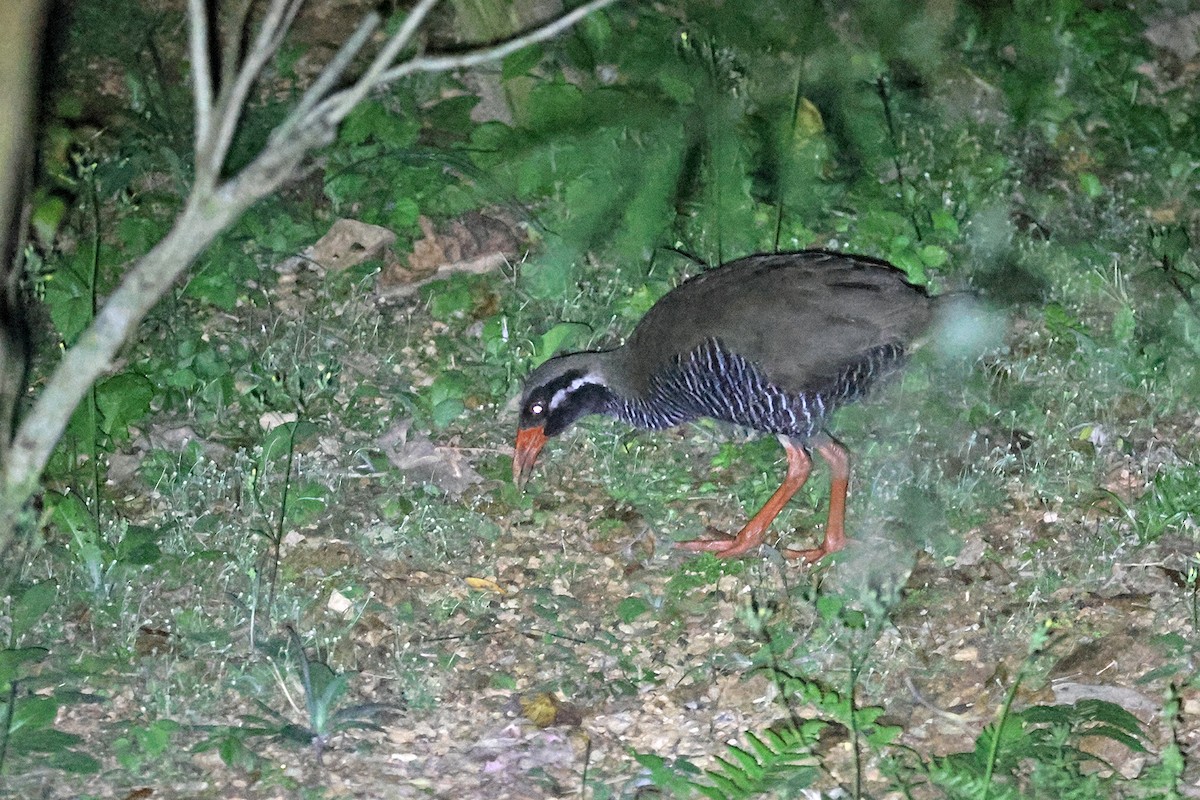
[691,724,821,799]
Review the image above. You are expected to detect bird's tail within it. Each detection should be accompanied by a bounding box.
[924,290,1006,362]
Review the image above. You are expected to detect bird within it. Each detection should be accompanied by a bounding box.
[512,250,934,563]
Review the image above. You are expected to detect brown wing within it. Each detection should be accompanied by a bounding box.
[617,251,932,394]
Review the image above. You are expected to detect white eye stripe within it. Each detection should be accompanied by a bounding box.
[549,375,598,411]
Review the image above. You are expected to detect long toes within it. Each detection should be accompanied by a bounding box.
[781,546,829,563]
[675,537,736,553]
[676,532,764,558]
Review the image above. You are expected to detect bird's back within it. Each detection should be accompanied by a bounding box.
[616,251,932,396]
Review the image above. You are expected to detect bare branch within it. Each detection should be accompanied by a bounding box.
[381,0,616,83]
[273,11,381,146]
[316,0,618,130]
[322,0,442,122]
[187,0,213,152]
[204,0,303,178]
[4,144,305,504]
[221,0,257,92]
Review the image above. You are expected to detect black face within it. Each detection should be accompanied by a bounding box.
[517,384,554,431]
[518,368,610,437]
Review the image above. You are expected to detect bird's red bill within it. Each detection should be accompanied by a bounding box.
[513,425,548,488]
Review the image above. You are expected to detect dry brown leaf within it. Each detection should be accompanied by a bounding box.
[259,410,298,431]
[134,627,176,658]
[517,692,582,728]
[376,420,484,497]
[378,211,524,296]
[301,218,396,272]
[465,576,507,595]
[327,588,355,615]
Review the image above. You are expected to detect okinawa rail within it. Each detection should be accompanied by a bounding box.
[513,250,933,562]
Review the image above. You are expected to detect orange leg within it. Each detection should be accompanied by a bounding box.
[676,433,851,563]
[781,435,849,563]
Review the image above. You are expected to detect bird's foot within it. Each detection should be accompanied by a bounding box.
[676,527,763,558]
[780,545,829,563]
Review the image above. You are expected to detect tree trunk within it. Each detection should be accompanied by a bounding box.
[0,0,49,568]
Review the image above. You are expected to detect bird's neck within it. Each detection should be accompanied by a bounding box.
[599,345,699,431]
[558,347,685,431]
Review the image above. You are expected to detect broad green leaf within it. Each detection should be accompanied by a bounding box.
[183,265,240,310]
[116,526,161,566]
[49,749,102,773]
[262,420,318,462]
[502,44,543,79]
[11,582,57,640]
[95,372,154,439]
[536,322,591,363]
[0,647,50,686]
[11,695,58,734]
[388,196,420,231]
[429,372,470,406]
[286,481,329,525]
[427,278,474,319]
[432,398,465,429]
[1112,305,1135,343]
[44,248,95,343]
[31,192,68,246]
[524,81,585,131]
[615,596,651,623]
[931,209,960,236]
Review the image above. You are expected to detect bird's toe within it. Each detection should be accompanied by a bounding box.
[780,544,830,563]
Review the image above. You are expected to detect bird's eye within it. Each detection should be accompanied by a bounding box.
[530,401,545,416]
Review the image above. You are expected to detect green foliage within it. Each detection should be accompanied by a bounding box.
[323,93,479,237]
[0,582,100,776]
[532,322,592,366]
[903,622,1152,799]
[47,491,104,593]
[154,336,240,413]
[426,371,471,430]
[45,493,163,594]
[926,698,1148,799]
[1135,466,1200,543]
[113,719,181,774]
[771,669,900,750]
[94,372,154,441]
[42,244,98,344]
[0,692,101,774]
[664,554,744,600]
[22,0,1200,795]
[615,596,652,624]
[691,725,824,799]
[182,198,315,311]
[4,582,57,648]
[196,628,391,767]
[633,751,705,797]
[473,6,859,293]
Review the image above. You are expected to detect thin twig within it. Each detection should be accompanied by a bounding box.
[187,0,213,150]
[381,0,615,82]
[221,0,257,92]
[273,12,381,145]
[320,0,442,123]
[206,0,304,177]
[875,75,923,242]
[305,0,617,147]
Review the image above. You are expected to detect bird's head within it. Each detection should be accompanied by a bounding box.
[513,352,614,489]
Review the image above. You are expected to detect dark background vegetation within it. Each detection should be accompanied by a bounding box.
[2,0,1200,797]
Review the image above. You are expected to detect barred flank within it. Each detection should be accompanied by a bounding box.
[613,338,905,438]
